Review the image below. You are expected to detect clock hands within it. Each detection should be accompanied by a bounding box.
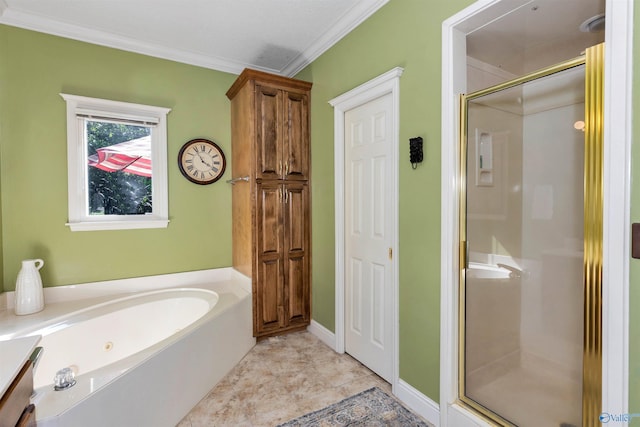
[196,149,213,169]
[195,150,213,169]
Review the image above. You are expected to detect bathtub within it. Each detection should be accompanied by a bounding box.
[0,268,255,427]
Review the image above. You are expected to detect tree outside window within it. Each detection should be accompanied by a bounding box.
[86,121,152,215]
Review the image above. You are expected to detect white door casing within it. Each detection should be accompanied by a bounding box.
[441,1,632,426]
[344,93,394,381]
[330,67,403,391]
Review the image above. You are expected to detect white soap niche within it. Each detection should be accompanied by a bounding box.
[475,129,493,187]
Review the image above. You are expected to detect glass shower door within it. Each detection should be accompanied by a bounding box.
[460,60,592,426]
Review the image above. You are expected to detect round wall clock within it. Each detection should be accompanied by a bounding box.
[178,138,226,185]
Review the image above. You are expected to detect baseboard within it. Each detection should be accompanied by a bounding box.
[307,319,337,350]
[395,379,440,427]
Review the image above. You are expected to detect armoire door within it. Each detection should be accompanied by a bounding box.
[255,181,284,334]
[283,182,310,327]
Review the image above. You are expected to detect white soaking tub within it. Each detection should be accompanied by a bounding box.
[0,268,255,427]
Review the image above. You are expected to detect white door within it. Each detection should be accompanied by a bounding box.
[344,93,394,382]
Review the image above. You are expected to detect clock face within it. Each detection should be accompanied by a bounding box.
[178,139,226,185]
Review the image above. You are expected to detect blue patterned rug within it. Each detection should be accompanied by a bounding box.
[277,387,430,426]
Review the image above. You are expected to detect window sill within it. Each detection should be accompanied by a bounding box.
[66,219,170,232]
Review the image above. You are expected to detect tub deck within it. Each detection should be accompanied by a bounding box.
[0,268,250,339]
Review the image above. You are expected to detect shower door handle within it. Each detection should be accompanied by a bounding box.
[460,240,469,269]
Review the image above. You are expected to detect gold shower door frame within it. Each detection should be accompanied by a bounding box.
[458,43,604,426]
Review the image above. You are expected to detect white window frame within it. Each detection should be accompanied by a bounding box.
[60,93,171,231]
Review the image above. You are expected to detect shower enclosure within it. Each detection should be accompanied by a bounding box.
[459,45,603,426]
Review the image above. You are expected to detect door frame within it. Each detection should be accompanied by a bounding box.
[441,1,633,425]
[330,67,403,393]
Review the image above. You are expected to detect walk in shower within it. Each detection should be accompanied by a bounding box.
[459,45,603,426]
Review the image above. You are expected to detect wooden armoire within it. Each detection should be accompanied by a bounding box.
[226,69,312,339]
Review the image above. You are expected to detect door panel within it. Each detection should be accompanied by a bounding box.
[258,182,283,255]
[284,183,307,251]
[283,92,309,180]
[258,257,282,330]
[349,258,363,334]
[371,262,385,347]
[286,255,306,322]
[256,85,282,180]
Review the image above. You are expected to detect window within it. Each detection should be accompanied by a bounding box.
[61,94,171,231]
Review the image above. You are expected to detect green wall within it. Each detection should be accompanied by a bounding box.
[297,0,474,402]
[0,25,236,290]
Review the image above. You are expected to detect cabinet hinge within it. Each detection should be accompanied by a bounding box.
[388,247,393,260]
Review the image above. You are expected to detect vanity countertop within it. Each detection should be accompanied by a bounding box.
[0,335,40,397]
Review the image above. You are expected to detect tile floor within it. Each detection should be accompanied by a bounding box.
[176,331,412,426]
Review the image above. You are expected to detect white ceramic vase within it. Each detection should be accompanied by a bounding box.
[15,259,45,315]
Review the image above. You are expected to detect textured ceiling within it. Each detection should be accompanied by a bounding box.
[0,0,389,76]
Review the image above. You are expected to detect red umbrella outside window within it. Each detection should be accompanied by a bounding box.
[88,135,152,177]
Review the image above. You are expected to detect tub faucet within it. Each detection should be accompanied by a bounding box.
[54,367,76,391]
[496,263,523,279]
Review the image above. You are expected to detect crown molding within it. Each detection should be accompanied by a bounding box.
[0,7,281,76]
[0,0,388,77]
[282,0,389,76]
